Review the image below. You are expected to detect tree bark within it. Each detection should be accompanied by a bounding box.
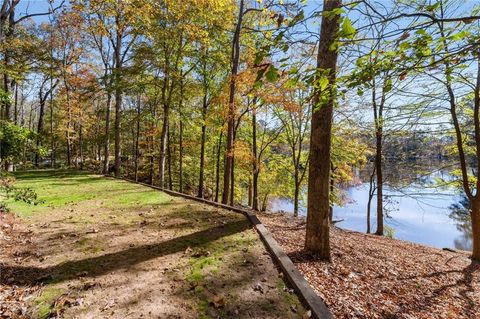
[294,170,300,217]
[252,100,259,210]
[13,81,17,124]
[304,0,341,259]
[114,87,122,177]
[1,6,14,121]
[66,129,71,167]
[366,166,376,234]
[198,88,208,197]
[372,75,386,236]
[222,0,244,204]
[167,124,173,190]
[179,119,184,192]
[159,103,169,189]
[214,131,223,202]
[374,128,384,235]
[79,124,84,170]
[149,133,154,185]
[178,80,184,193]
[134,94,140,181]
[35,93,46,167]
[113,18,123,178]
[103,93,112,174]
[471,200,480,261]
[50,82,55,168]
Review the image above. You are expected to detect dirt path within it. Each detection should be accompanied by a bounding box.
[1,170,306,318]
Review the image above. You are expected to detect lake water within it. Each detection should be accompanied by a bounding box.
[269,167,473,251]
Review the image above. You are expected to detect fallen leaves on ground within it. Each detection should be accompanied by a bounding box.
[0,213,39,319]
[259,212,480,319]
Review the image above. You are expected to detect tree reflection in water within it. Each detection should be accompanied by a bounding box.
[449,196,473,251]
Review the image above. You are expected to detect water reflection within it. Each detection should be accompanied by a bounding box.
[268,161,473,251]
[449,196,473,251]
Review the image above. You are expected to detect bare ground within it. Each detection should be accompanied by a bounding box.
[1,171,306,319]
[259,212,480,319]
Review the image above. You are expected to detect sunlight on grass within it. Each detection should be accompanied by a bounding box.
[5,170,171,219]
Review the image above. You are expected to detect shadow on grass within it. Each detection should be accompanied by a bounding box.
[0,220,251,286]
[13,169,90,180]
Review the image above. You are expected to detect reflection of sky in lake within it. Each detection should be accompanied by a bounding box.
[269,182,472,251]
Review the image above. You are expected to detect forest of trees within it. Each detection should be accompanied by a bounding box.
[1,0,480,262]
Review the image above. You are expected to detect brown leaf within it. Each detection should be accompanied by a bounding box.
[209,295,225,308]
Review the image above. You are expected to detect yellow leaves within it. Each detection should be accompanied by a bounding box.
[234,140,255,170]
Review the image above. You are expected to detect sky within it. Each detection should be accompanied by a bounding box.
[15,0,66,24]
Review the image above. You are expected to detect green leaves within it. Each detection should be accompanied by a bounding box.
[0,89,11,106]
[265,65,280,83]
[254,64,280,89]
[288,10,304,27]
[424,2,441,12]
[340,17,356,39]
[0,121,37,163]
[318,76,329,91]
[383,78,392,93]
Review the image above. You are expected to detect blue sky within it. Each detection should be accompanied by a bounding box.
[15,0,66,24]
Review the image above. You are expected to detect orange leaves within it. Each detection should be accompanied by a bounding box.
[233,140,255,170]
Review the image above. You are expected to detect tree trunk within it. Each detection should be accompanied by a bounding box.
[167,124,173,190]
[66,130,71,167]
[50,83,55,168]
[294,172,300,217]
[149,134,154,185]
[113,24,123,178]
[179,119,184,192]
[2,70,12,121]
[198,91,208,197]
[13,81,18,124]
[222,0,244,204]
[248,178,252,206]
[215,131,223,202]
[1,9,14,121]
[471,199,480,261]
[159,103,169,189]
[179,80,184,193]
[103,93,112,174]
[79,124,84,170]
[252,101,259,210]
[35,95,46,167]
[134,94,140,182]
[230,154,235,206]
[375,126,384,235]
[304,0,341,259]
[114,88,122,177]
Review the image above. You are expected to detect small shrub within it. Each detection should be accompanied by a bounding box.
[13,187,43,205]
[0,172,43,208]
[385,225,395,239]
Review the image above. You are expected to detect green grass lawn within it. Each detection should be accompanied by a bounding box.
[6,169,171,218]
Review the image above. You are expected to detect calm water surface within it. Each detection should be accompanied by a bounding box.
[269,168,473,251]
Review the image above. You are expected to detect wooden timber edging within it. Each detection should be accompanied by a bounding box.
[110,176,334,319]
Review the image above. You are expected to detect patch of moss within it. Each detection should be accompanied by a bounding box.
[33,286,64,319]
[276,278,301,307]
[73,237,104,254]
[197,300,212,319]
